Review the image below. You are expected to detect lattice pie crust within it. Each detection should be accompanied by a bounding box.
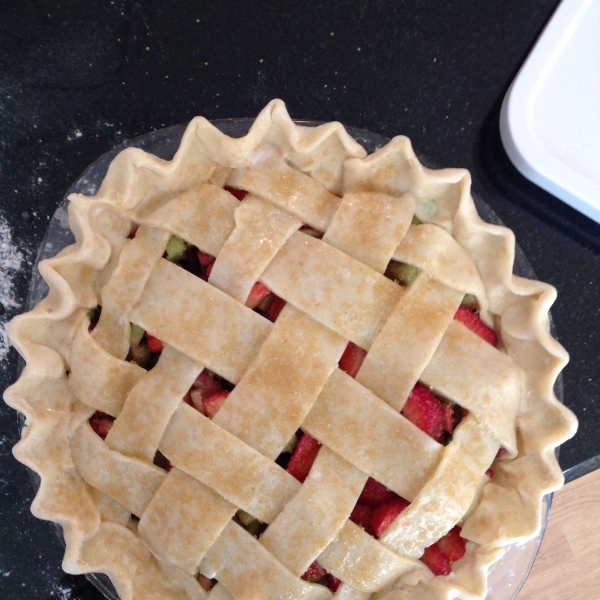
[4,100,577,600]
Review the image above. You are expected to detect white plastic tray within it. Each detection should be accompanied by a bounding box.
[500,0,600,224]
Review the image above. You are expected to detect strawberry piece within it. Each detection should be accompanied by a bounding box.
[196,573,213,591]
[437,526,467,562]
[245,282,272,309]
[146,335,164,353]
[193,370,223,398]
[496,447,506,459]
[420,543,451,576]
[264,294,286,322]
[301,561,327,580]
[327,574,342,592]
[287,433,321,483]
[203,391,230,419]
[454,306,498,346]
[371,497,410,537]
[89,411,114,439]
[339,342,367,378]
[485,468,494,478]
[225,187,248,201]
[358,477,398,506]
[197,250,216,267]
[442,402,455,434]
[128,224,139,239]
[401,384,445,442]
[350,503,375,536]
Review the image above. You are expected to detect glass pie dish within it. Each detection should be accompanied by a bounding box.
[18,119,555,600]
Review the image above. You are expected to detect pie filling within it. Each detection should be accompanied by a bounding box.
[87,186,504,591]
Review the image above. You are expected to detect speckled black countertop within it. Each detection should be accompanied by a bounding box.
[1,1,599,598]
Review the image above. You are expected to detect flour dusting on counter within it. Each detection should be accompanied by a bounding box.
[0,214,24,365]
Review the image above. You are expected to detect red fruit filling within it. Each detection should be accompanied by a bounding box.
[225,187,248,201]
[197,250,216,267]
[196,573,214,591]
[128,223,139,239]
[89,411,115,439]
[420,543,451,576]
[287,433,321,483]
[401,383,445,442]
[327,574,341,592]
[203,391,230,419]
[264,294,286,322]
[301,561,327,580]
[350,503,375,536]
[371,497,411,537]
[454,306,498,346]
[245,281,272,309]
[146,335,164,353]
[193,370,223,398]
[485,468,494,478]
[437,526,467,562]
[358,477,398,506]
[339,342,367,378]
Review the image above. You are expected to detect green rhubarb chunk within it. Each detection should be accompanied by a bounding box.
[461,293,478,310]
[130,343,152,368]
[166,235,187,262]
[306,576,328,585]
[237,510,255,527]
[411,214,423,225]
[245,520,262,537]
[283,433,298,454]
[301,227,323,238]
[385,261,420,286]
[130,324,145,345]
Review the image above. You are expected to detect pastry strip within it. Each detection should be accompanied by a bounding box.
[260,447,368,575]
[209,195,301,303]
[356,274,463,411]
[323,192,414,273]
[213,304,346,459]
[159,403,300,523]
[227,153,341,231]
[262,232,404,350]
[139,468,236,575]
[303,369,442,502]
[421,320,522,453]
[201,521,332,600]
[130,259,272,385]
[106,346,203,462]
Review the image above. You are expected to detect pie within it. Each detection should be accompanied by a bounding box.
[4,100,578,600]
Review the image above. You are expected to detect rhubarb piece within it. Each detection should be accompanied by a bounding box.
[420,543,451,576]
[437,527,467,562]
[282,433,298,454]
[485,468,494,478]
[371,497,410,537]
[129,343,152,368]
[264,294,286,322]
[89,411,114,439]
[496,447,507,459]
[442,402,455,435]
[302,562,327,582]
[460,293,478,310]
[411,214,422,225]
[193,370,223,398]
[287,433,321,483]
[339,342,367,378]
[196,573,213,592]
[454,306,498,346]
[190,389,204,414]
[385,260,420,286]
[128,223,139,239]
[237,510,254,527]
[206,261,214,279]
[166,234,187,262]
[225,187,247,201]
[358,477,398,507]
[203,391,230,419]
[401,383,445,442]
[146,335,164,353]
[197,250,216,267]
[350,503,375,536]
[327,574,342,592]
[129,324,145,345]
[245,282,272,309]
[87,306,101,322]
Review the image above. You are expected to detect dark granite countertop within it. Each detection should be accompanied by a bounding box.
[1,1,598,598]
